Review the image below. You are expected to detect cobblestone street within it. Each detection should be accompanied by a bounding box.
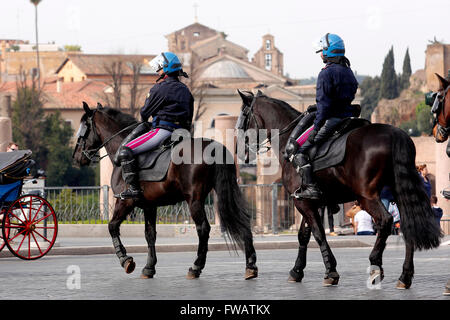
[1,245,450,300]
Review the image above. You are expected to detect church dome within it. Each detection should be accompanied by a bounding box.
[200,60,250,79]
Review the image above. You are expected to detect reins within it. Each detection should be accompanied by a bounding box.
[81,111,140,163]
[244,95,303,154]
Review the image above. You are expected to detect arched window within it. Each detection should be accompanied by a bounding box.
[266,39,271,50]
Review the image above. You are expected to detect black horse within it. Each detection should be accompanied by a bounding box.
[237,90,442,289]
[72,102,258,280]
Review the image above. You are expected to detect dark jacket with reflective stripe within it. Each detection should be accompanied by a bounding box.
[140,76,194,129]
[314,62,358,128]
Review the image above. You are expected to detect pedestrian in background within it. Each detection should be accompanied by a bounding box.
[351,200,376,235]
[431,195,443,229]
[380,186,394,211]
[416,164,431,198]
[6,142,19,152]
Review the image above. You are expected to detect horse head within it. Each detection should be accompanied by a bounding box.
[72,101,103,166]
[431,73,450,143]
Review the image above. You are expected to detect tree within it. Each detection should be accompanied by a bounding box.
[186,53,207,134]
[103,58,124,109]
[12,69,45,167]
[30,0,42,90]
[127,58,145,118]
[12,71,96,186]
[360,76,381,120]
[400,48,412,91]
[379,46,399,100]
[64,44,82,52]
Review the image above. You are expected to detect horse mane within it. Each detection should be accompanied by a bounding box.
[96,107,138,128]
[258,94,301,120]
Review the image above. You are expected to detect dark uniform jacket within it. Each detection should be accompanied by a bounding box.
[140,76,194,130]
[314,62,358,128]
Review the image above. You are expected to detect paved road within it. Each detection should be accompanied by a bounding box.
[1,245,450,301]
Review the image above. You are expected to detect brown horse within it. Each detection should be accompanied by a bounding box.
[431,73,450,157]
[430,73,450,295]
[237,90,442,289]
[72,102,258,280]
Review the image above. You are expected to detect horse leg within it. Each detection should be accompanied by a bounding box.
[359,198,393,286]
[396,242,415,289]
[141,206,157,279]
[186,199,210,279]
[108,199,136,274]
[298,200,339,286]
[243,222,258,280]
[288,218,312,282]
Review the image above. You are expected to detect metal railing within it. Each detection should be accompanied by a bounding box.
[29,184,300,233]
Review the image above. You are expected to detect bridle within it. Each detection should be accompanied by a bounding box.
[432,84,450,140]
[237,94,304,154]
[73,110,139,163]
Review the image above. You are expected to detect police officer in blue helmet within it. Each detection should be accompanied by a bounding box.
[114,52,194,200]
[284,33,359,200]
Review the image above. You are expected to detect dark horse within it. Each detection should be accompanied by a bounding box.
[431,73,450,156]
[237,90,442,289]
[72,102,258,280]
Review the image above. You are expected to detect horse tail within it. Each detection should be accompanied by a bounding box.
[213,160,252,252]
[391,128,443,250]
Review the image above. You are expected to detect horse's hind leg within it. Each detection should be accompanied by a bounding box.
[243,223,258,280]
[288,218,312,283]
[396,242,414,289]
[359,197,393,287]
[108,199,136,274]
[141,206,157,279]
[186,199,210,279]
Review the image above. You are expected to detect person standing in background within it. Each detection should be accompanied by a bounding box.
[416,164,431,198]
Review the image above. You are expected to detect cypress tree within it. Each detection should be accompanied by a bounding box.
[379,46,399,99]
[400,48,412,91]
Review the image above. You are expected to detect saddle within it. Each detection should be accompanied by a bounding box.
[308,117,371,172]
[137,133,183,182]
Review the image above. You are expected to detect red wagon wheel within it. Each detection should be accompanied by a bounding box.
[0,209,8,252]
[2,194,58,260]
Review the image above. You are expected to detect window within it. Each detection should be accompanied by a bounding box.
[266,39,271,50]
[265,54,272,71]
[193,32,200,37]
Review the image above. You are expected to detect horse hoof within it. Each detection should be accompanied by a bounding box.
[443,288,450,296]
[245,268,258,280]
[186,268,201,279]
[288,270,303,283]
[124,259,136,274]
[323,273,339,287]
[369,269,384,285]
[396,280,411,290]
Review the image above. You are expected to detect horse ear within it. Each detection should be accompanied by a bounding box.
[97,102,104,109]
[83,101,93,117]
[435,73,449,90]
[237,89,253,106]
[256,89,264,97]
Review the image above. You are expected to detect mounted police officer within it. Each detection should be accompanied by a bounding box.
[114,52,194,200]
[284,33,358,200]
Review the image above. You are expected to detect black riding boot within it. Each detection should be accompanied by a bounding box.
[292,154,321,200]
[115,147,142,200]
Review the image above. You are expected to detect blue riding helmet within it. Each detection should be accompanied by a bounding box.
[149,52,182,74]
[315,33,345,58]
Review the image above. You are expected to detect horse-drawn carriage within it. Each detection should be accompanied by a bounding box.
[0,150,58,260]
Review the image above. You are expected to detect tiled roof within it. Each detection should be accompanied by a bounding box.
[56,54,157,76]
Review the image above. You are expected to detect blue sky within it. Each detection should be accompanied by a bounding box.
[1,0,449,79]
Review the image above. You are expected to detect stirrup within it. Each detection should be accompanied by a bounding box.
[114,188,142,200]
[292,185,321,200]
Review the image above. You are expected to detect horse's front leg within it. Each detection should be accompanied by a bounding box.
[288,217,312,282]
[108,199,136,274]
[186,199,210,279]
[141,206,157,279]
[299,200,339,286]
